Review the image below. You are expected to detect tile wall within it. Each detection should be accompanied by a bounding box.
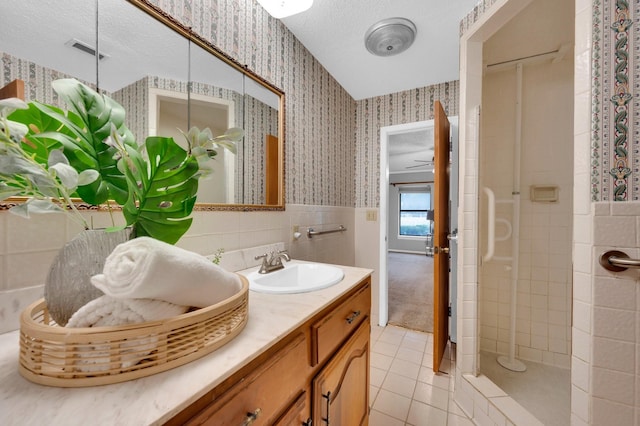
[458,0,640,424]
[578,202,640,425]
[0,204,355,333]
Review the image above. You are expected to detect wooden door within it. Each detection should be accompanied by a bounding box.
[0,79,24,100]
[265,134,279,204]
[433,100,450,372]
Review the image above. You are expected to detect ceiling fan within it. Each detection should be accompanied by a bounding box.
[405,159,434,169]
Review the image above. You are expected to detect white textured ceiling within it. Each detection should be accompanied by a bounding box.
[389,129,434,173]
[281,0,479,100]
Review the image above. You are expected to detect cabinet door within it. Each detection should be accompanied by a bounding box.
[312,319,370,426]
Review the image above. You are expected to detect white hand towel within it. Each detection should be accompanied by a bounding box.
[91,237,241,308]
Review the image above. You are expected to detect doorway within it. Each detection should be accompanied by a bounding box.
[378,118,458,338]
[148,87,237,204]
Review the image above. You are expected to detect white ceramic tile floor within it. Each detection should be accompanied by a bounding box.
[370,324,473,426]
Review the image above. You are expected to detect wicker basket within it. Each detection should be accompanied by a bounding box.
[19,275,249,387]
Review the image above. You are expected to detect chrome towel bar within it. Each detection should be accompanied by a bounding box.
[307,225,346,238]
[599,250,640,272]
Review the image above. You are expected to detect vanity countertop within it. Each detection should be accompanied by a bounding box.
[0,263,372,426]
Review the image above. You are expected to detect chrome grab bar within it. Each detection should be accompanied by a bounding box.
[307,225,346,238]
[599,250,640,272]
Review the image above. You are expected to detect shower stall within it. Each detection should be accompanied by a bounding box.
[476,0,574,424]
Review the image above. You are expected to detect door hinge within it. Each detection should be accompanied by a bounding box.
[448,306,451,317]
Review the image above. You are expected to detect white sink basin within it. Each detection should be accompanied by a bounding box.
[242,262,345,294]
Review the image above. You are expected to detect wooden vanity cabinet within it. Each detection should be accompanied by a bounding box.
[172,276,371,426]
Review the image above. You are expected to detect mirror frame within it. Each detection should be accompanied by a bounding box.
[127,0,285,211]
[0,0,285,213]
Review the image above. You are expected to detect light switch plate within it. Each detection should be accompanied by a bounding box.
[366,210,377,221]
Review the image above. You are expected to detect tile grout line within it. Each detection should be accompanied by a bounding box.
[370,324,467,426]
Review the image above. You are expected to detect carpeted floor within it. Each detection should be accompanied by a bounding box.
[387,252,434,333]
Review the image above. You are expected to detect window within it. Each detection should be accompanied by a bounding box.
[399,191,431,236]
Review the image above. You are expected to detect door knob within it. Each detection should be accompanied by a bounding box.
[434,247,449,254]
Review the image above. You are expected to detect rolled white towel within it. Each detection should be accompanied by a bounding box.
[91,237,241,308]
[66,295,190,328]
[66,295,190,372]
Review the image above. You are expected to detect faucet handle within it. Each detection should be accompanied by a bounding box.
[278,250,291,261]
[255,253,270,274]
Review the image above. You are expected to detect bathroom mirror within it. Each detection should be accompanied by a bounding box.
[0,0,284,210]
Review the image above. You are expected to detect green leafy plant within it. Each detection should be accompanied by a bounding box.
[0,78,243,244]
[210,248,224,265]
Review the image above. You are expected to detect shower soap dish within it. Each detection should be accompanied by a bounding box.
[18,275,249,387]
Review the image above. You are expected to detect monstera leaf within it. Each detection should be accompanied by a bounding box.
[9,79,136,205]
[120,135,199,245]
[3,78,238,244]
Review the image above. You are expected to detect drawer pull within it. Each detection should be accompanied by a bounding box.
[322,391,331,425]
[346,310,361,324]
[242,408,262,425]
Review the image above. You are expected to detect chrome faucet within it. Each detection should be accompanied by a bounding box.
[255,250,290,274]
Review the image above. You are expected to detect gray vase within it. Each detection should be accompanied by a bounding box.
[44,228,132,326]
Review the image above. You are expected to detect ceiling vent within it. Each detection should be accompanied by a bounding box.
[65,39,108,60]
[364,18,416,57]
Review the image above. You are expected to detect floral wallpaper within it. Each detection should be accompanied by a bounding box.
[459,0,501,36]
[1,52,93,107]
[355,81,460,208]
[591,0,637,201]
[148,0,358,207]
[148,0,461,209]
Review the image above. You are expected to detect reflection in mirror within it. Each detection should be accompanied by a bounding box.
[188,39,244,204]
[1,0,97,104]
[241,78,281,205]
[99,0,190,145]
[0,0,284,210]
[130,0,285,209]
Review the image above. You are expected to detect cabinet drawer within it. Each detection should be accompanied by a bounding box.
[311,280,371,366]
[187,333,308,425]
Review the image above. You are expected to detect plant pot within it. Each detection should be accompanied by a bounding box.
[44,228,132,326]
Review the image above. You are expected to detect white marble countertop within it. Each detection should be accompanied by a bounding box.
[0,262,372,426]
